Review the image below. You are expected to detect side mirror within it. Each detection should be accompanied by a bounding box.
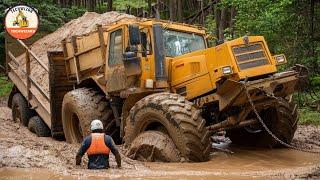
[129,24,141,45]
[123,51,137,61]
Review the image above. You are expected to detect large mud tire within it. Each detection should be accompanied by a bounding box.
[11,93,35,126]
[124,93,211,162]
[28,116,51,137]
[227,98,298,148]
[62,88,117,143]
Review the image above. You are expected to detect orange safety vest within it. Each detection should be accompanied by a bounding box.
[86,133,110,156]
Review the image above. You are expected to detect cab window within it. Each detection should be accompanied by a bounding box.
[163,30,205,57]
[108,29,123,65]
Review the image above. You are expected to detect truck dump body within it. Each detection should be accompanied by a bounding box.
[5,12,136,133]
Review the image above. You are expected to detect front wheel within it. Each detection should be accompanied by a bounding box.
[227,98,298,147]
[124,93,211,162]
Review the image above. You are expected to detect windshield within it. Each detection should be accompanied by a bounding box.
[163,30,206,57]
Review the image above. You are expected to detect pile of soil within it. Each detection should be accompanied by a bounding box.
[15,12,136,96]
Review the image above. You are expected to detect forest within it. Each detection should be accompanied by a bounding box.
[1,0,320,91]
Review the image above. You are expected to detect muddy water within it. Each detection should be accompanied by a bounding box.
[0,168,75,180]
[147,148,320,177]
[1,148,319,179]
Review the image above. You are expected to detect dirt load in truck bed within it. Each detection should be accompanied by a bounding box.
[14,12,136,96]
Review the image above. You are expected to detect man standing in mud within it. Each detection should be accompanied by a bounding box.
[76,119,121,169]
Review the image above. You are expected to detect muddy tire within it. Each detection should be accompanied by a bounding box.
[227,98,298,148]
[126,131,181,162]
[28,116,51,137]
[11,93,35,126]
[62,88,116,143]
[124,93,211,162]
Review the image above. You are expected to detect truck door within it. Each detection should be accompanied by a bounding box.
[106,26,127,92]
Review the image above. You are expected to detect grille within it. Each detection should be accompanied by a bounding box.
[232,42,269,70]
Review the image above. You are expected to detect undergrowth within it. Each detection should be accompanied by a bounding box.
[0,75,13,97]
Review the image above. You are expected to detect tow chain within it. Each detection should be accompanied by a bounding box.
[242,82,320,154]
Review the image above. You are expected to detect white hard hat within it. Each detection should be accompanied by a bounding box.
[91,119,103,131]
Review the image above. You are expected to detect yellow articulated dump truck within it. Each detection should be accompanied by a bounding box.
[6,18,305,162]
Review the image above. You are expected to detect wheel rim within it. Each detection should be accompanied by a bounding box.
[70,114,83,143]
[140,114,169,135]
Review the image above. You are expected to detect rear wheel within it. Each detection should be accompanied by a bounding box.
[28,116,51,137]
[124,93,211,162]
[227,98,298,147]
[11,93,35,126]
[62,88,117,143]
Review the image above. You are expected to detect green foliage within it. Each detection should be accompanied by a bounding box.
[298,107,320,126]
[114,0,148,11]
[33,4,86,32]
[222,0,296,53]
[221,0,320,73]
[310,76,320,89]
[293,88,320,126]
[0,75,13,97]
[204,14,217,47]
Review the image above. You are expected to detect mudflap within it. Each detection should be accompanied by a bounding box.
[214,70,300,112]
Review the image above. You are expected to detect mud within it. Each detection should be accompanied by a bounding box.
[14,12,136,96]
[0,101,320,178]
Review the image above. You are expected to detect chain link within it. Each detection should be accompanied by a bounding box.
[242,82,320,154]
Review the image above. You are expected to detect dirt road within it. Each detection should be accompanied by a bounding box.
[0,99,320,179]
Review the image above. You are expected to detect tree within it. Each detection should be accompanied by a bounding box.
[107,0,113,11]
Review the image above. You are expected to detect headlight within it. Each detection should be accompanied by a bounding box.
[274,54,287,65]
[222,66,232,75]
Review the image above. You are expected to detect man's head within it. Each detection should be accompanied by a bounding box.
[91,119,103,133]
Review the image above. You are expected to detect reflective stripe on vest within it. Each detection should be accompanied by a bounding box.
[86,133,110,155]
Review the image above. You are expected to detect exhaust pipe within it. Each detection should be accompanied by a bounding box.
[152,24,168,88]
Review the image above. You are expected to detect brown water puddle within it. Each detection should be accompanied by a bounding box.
[146,147,320,177]
[0,168,75,180]
[1,147,319,179]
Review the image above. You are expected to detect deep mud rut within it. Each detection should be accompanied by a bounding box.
[1,101,320,179]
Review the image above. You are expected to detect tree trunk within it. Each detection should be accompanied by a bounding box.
[155,0,161,19]
[218,7,227,42]
[177,0,183,22]
[309,0,318,71]
[169,0,177,21]
[107,0,112,11]
[230,6,236,38]
[148,0,152,17]
[169,0,175,21]
[214,5,221,42]
[199,0,204,25]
